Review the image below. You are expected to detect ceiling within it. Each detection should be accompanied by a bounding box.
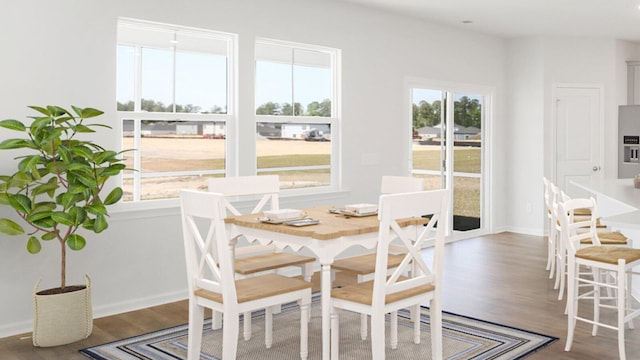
[335,0,640,42]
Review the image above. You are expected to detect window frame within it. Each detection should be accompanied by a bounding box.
[116,18,237,203]
[254,38,341,193]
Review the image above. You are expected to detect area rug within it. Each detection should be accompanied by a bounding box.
[81,296,557,360]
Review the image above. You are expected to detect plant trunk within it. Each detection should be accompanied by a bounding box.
[60,238,66,289]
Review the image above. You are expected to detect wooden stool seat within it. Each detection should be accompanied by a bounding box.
[235,253,316,276]
[332,253,405,275]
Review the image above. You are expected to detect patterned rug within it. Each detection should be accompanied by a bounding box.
[81,296,556,360]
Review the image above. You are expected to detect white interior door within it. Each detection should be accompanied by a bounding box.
[554,85,603,198]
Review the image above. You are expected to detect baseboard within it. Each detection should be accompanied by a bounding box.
[93,290,188,320]
[500,226,544,237]
[0,290,189,339]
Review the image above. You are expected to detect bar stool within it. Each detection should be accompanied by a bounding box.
[558,197,640,360]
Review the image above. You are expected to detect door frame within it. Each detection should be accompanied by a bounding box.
[405,77,494,240]
[551,83,605,195]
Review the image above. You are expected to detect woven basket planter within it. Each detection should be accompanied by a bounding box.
[32,275,93,347]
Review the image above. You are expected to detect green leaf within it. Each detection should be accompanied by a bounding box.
[67,162,92,172]
[31,182,59,197]
[26,211,52,223]
[57,145,72,164]
[8,194,32,214]
[0,218,25,235]
[17,155,40,173]
[73,173,97,188]
[28,105,51,116]
[32,201,56,212]
[32,217,56,229]
[68,206,87,225]
[0,193,9,205]
[94,150,117,164]
[0,138,36,150]
[104,187,123,205]
[71,124,95,133]
[47,105,67,117]
[41,231,57,240]
[80,107,104,119]
[67,234,86,250]
[27,236,42,254]
[56,192,81,209]
[85,200,107,216]
[30,117,53,135]
[50,211,74,226]
[82,218,95,231]
[93,214,108,233]
[9,172,33,188]
[98,164,126,177]
[0,119,26,131]
[71,145,94,159]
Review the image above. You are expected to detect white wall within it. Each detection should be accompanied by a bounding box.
[504,38,545,235]
[503,36,640,235]
[0,0,507,337]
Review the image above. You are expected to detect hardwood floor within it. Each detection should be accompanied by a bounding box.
[1,232,638,359]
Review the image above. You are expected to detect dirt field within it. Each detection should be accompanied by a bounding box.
[121,137,478,217]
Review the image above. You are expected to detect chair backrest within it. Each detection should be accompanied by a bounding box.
[208,175,280,216]
[372,189,449,308]
[543,177,553,215]
[380,176,425,195]
[557,197,601,257]
[180,189,237,305]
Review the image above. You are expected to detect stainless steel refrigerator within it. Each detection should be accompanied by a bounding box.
[619,105,640,178]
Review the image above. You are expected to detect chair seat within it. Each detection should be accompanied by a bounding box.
[195,273,312,304]
[234,253,316,275]
[331,277,434,305]
[576,246,640,265]
[579,231,628,245]
[331,253,405,275]
[573,208,592,217]
[557,218,606,228]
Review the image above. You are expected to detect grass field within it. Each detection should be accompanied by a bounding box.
[122,137,481,218]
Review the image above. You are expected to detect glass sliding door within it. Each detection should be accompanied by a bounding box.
[411,85,486,234]
[450,92,482,231]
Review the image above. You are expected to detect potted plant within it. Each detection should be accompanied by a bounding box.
[0,105,128,347]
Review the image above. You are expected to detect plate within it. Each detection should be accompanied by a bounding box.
[284,218,320,226]
[338,209,378,217]
[258,214,308,224]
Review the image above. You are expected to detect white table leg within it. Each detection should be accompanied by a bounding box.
[321,261,332,360]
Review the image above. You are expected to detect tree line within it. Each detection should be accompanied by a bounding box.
[117,98,332,117]
[117,100,225,114]
[413,96,481,129]
[256,99,331,117]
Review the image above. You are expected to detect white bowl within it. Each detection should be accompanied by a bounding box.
[344,203,378,214]
[263,209,303,220]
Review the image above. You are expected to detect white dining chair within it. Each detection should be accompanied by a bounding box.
[331,175,425,339]
[543,176,557,278]
[208,175,316,338]
[330,189,449,360]
[558,197,640,360]
[180,189,312,360]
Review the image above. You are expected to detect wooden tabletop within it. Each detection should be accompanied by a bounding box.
[225,205,427,240]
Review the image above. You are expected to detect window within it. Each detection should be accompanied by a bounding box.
[117,19,235,202]
[255,39,339,190]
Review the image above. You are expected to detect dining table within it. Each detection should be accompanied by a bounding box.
[225,205,427,360]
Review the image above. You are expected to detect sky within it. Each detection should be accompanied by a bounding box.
[117,45,331,113]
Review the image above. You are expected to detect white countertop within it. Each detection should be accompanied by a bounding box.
[570,178,640,210]
[570,178,640,229]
